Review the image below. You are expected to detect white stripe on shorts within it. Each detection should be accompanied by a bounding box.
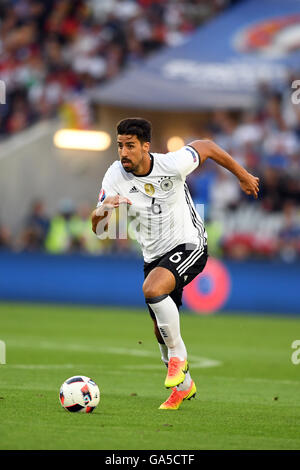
[177,250,204,276]
[176,248,204,276]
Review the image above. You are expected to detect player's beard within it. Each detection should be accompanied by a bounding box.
[121,159,136,173]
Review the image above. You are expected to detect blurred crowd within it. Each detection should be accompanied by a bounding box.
[0,0,300,262]
[186,80,300,262]
[1,78,300,262]
[0,0,236,136]
[3,81,300,262]
[0,197,142,256]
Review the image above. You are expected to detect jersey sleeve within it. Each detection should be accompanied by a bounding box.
[96,166,118,208]
[166,145,201,179]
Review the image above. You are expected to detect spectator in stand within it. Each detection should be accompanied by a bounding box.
[16,199,50,252]
[26,199,50,240]
[45,198,81,253]
[0,223,12,251]
[277,201,300,262]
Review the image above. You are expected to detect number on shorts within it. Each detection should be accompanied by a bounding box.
[169,252,183,263]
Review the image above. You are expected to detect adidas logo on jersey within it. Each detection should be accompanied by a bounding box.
[129,186,139,193]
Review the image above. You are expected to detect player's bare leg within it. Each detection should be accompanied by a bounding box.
[143,266,176,298]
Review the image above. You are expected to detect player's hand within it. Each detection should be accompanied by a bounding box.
[239,173,260,199]
[95,195,132,215]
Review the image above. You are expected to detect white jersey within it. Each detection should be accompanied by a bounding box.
[96,145,207,263]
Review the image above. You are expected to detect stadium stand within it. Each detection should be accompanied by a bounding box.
[0,0,299,261]
[0,0,237,138]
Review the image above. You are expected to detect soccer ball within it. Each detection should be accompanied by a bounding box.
[59,375,100,413]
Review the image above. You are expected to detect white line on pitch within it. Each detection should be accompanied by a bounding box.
[6,339,222,368]
[4,365,299,386]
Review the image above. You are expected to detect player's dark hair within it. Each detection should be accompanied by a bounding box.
[117,117,152,143]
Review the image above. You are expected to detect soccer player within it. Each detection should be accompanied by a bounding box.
[91,118,259,410]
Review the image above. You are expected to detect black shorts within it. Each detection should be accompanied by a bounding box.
[144,243,208,310]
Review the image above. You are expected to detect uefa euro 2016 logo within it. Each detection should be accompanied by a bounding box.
[0,80,6,104]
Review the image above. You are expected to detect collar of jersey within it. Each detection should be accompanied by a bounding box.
[132,153,154,178]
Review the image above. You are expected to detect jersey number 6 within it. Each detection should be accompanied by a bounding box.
[151,198,162,215]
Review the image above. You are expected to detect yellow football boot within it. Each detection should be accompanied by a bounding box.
[164,357,189,388]
[159,380,196,410]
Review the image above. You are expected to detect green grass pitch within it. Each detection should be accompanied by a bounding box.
[0,302,300,450]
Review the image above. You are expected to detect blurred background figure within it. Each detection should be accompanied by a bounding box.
[277,201,300,263]
[0,223,12,251]
[16,199,50,252]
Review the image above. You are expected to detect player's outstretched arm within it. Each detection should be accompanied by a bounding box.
[188,139,260,199]
[91,195,132,234]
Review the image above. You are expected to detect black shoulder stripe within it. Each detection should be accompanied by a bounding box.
[186,144,201,166]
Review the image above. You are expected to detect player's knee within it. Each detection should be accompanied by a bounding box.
[142,280,164,299]
[142,282,155,299]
